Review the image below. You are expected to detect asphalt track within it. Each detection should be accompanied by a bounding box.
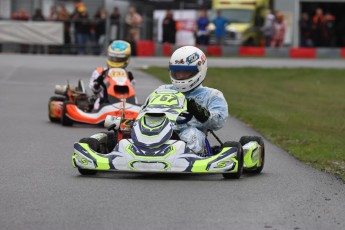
[0,54,344,230]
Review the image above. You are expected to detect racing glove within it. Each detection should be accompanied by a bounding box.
[93,81,100,90]
[93,69,107,91]
[127,71,134,81]
[187,98,210,123]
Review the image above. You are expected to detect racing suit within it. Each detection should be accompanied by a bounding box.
[143,84,228,153]
[89,67,135,110]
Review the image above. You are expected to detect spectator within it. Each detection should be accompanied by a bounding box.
[299,12,313,47]
[47,6,59,54]
[70,4,80,54]
[48,6,58,21]
[196,9,210,45]
[212,10,230,45]
[110,7,121,41]
[271,13,285,47]
[11,8,30,53]
[325,12,336,47]
[31,8,46,54]
[312,8,327,47]
[32,8,45,21]
[93,7,107,54]
[11,8,30,21]
[125,6,142,42]
[162,10,176,44]
[73,6,90,55]
[261,9,275,47]
[57,4,71,54]
[125,6,142,55]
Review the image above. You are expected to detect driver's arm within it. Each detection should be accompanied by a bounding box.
[204,90,229,131]
[89,70,102,93]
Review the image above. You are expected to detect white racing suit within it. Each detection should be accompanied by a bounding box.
[143,84,229,153]
[89,67,135,110]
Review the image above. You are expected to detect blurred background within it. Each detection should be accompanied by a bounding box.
[0,0,344,55]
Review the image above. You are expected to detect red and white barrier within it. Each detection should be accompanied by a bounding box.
[135,41,345,59]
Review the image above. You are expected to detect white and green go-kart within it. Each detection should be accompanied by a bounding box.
[72,89,265,179]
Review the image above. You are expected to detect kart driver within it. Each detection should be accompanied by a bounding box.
[89,40,135,110]
[142,46,229,154]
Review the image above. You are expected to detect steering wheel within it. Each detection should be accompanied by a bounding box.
[176,111,193,124]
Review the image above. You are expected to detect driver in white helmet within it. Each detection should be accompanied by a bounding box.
[142,46,228,154]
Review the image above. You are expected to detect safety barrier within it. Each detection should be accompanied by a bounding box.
[137,42,345,59]
[341,48,345,58]
[136,40,155,57]
[289,48,316,59]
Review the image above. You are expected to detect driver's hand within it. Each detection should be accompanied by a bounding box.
[187,98,210,123]
[93,81,100,90]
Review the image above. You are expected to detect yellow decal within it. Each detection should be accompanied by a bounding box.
[108,69,126,78]
[149,94,179,106]
[217,162,227,168]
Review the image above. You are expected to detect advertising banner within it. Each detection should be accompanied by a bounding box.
[0,21,63,45]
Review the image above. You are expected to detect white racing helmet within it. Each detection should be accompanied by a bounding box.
[169,46,207,92]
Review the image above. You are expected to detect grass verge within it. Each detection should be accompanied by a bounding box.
[140,67,345,181]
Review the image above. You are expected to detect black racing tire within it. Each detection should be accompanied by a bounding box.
[222,141,243,179]
[239,136,265,174]
[77,138,100,175]
[48,96,64,122]
[61,102,74,126]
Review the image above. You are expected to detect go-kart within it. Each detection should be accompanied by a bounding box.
[72,89,265,179]
[48,68,140,126]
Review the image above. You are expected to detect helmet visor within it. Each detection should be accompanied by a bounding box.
[170,65,199,80]
[107,55,128,63]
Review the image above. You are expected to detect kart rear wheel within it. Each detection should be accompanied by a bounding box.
[48,96,64,122]
[77,138,100,175]
[61,102,74,126]
[240,136,265,174]
[222,141,243,179]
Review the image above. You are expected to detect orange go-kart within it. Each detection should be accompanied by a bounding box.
[48,68,141,126]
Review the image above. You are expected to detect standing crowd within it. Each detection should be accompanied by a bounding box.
[299,7,342,48]
[8,2,142,55]
[5,4,345,54]
[162,8,287,47]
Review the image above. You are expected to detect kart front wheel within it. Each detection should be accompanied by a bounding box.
[240,136,265,174]
[48,96,64,122]
[222,141,243,179]
[77,138,100,175]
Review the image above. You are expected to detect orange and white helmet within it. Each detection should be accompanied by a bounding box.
[169,46,207,92]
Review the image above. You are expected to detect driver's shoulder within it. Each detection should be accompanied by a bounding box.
[95,66,107,72]
[197,85,221,94]
[156,84,173,90]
